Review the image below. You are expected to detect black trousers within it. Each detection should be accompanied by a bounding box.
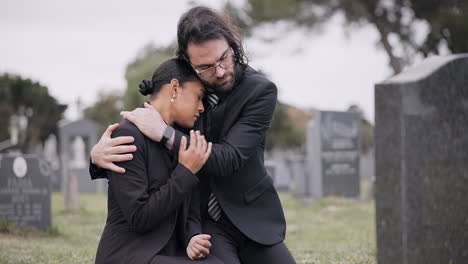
[203,213,296,264]
[150,255,223,264]
[150,231,223,264]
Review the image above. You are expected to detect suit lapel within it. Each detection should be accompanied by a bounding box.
[208,102,227,142]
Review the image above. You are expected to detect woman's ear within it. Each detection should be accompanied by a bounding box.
[170,78,181,95]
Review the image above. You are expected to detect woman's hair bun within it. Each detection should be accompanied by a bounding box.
[139,79,153,96]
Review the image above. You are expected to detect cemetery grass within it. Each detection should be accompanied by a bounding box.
[0,192,375,264]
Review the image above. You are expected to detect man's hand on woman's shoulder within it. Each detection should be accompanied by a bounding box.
[90,123,137,173]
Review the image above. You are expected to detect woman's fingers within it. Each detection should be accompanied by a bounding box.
[201,234,211,240]
[195,131,202,150]
[193,242,210,255]
[200,134,207,153]
[191,244,201,256]
[195,238,212,248]
[187,247,197,260]
[179,136,187,153]
[189,130,197,150]
[203,142,212,162]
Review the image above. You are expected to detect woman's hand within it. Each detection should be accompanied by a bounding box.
[178,130,212,174]
[90,123,137,173]
[187,234,212,260]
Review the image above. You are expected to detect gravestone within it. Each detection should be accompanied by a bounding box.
[287,154,307,198]
[59,119,102,194]
[43,134,61,191]
[360,150,374,181]
[0,154,51,230]
[264,159,291,191]
[375,54,468,264]
[306,110,361,199]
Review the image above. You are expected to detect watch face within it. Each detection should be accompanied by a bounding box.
[162,126,174,144]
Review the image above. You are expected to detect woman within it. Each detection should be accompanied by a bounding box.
[95,58,221,264]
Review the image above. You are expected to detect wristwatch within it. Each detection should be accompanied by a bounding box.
[161,125,174,146]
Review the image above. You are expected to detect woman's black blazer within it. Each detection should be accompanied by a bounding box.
[95,120,201,264]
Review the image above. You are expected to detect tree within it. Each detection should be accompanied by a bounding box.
[83,90,124,134]
[266,101,305,151]
[123,43,177,110]
[224,0,468,74]
[0,73,67,152]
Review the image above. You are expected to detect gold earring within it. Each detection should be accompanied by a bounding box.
[170,94,176,102]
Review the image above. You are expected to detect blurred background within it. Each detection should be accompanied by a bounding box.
[1,0,467,263]
[2,0,467,153]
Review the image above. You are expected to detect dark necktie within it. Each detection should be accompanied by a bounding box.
[206,94,222,221]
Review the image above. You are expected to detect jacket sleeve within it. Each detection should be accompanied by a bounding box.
[109,126,199,234]
[171,81,277,178]
[89,160,107,180]
[184,187,202,247]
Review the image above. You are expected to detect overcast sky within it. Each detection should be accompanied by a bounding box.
[1,0,394,122]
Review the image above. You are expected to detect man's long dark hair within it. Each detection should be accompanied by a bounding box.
[176,6,248,70]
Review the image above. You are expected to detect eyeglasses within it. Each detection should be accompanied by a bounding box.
[192,55,234,79]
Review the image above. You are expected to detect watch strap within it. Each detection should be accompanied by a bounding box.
[161,125,174,146]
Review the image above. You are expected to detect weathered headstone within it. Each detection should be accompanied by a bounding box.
[59,119,101,211]
[287,154,307,198]
[360,150,375,181]
[43,134,61,191]
[375,54,468,264]
[306,110,361,199]
[265,159,291,191]
[59,119,102,194]
[0,154,51,230]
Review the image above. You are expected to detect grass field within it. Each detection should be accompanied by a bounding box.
[0,192,376,264]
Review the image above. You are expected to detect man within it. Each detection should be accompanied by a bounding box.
[90,6,296,264]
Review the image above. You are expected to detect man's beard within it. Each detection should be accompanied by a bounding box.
[203,71,235,94]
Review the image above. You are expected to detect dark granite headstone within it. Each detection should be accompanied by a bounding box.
[306,110,361,199]
[320,111,361,197]
[0,154,51,230]
[375,54,468,264]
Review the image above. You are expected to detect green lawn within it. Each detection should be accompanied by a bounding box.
[0,192,375,264]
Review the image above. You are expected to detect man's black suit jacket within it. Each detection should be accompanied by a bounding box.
[95,120,201,264]
[91,65,286,246]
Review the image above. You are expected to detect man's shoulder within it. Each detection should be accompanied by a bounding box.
[238,66,276,93]
[243,66,272,84]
